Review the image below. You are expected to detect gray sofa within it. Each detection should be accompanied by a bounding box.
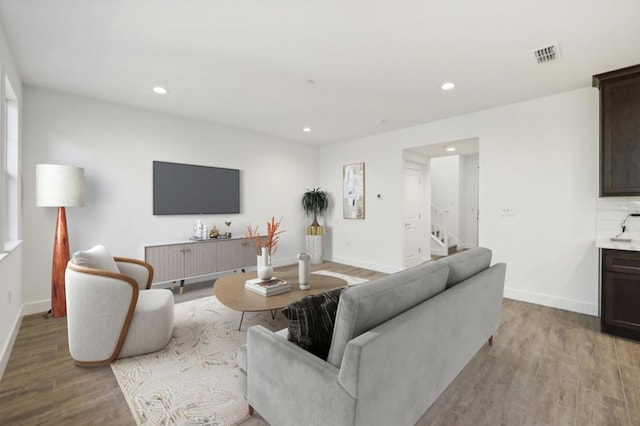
[238,247,506,426]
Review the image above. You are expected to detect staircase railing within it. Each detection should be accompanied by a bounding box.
[431,204,448,255]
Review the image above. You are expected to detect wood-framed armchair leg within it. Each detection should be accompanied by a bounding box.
[488,335,494,346]
[248,404,254,416]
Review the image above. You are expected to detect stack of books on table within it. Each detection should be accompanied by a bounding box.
[244,277,291,296]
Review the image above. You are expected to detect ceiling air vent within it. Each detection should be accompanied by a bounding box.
[533,44,560,64]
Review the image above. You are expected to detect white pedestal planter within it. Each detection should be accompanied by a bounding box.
[306,235,323,264]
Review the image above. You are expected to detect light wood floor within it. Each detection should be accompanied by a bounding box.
[1,262,639,425]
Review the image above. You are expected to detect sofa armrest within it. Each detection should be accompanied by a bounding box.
[115,257,153,290]
[247,326,356,426]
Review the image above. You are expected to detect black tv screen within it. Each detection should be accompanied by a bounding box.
[153,161,240,215]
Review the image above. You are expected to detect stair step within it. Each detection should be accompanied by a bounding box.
[448,245,458,255]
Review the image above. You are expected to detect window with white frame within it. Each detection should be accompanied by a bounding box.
[3,76,19,250]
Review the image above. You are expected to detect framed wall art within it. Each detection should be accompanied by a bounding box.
[343,162,365,219]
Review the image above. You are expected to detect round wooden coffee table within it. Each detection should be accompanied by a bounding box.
[214,270,347,330]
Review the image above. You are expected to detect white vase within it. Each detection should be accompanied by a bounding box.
[258,265,273,281]
[297,253,311,290]
[257,248,272,280]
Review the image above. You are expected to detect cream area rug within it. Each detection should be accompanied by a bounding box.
[111,296,287,425]
[312,269,370,285]
[111,273,369,426]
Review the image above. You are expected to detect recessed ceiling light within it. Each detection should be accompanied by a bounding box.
[446,147,456,152]
[153,86,168,94]
[441,82,455,91]
[302,127,311,133]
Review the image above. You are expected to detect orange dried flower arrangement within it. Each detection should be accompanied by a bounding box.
[246,216,285,256]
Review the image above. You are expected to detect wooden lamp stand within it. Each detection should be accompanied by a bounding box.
[51,206,70,318]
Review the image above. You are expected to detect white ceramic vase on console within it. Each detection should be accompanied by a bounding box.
[257,247,273,280]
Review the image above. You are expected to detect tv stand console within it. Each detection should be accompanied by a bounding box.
[141,237,258,294]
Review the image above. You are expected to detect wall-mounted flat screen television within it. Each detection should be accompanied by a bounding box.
[153,161,240,215]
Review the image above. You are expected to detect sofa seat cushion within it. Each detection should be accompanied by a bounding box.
[327,260,449,367]
[72,244,120,273]
[442,247,492,288]
[282,288,343,360]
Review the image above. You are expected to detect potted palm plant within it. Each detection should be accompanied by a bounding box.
[302,187,329,235]
[302,188,329,264]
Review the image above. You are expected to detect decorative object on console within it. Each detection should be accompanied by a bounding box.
[343,162,365,220]
[35,164,85,318]
[302,187,328,264]
[297,252,311,290]
[192,219,206,240]
[224,216,232,237]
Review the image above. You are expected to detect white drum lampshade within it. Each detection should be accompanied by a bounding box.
[36,164,85,207]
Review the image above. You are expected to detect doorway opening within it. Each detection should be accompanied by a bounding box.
[402,138,479,267]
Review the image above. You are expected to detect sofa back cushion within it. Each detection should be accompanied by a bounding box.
[326,260,449,367]
[441,247,492,288]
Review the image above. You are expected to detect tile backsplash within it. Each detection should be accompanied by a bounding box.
[597,197,640,239]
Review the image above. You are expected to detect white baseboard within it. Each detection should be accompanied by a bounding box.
[22,299,51,316]
[328,255,402,274]
[504,287,598,317]
[0,305,23,381]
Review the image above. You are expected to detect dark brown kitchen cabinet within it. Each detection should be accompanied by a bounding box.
[601,249,640,341]
[593,64,640,196]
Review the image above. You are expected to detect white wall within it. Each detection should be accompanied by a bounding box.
[22,86,318,312]
[320,87,600,315]
[0,22,23,380]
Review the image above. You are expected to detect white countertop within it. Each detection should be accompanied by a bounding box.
[141,236,250,247]
[595,237,640,251]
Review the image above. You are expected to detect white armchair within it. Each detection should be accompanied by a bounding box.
[65,245,174,366]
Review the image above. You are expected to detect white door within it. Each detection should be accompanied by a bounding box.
[404,165,425,267]
[472,164,479,247]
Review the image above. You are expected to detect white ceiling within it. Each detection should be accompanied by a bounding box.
[0,1,639,144]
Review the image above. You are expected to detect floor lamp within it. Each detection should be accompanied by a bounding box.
[36,164,85,318]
